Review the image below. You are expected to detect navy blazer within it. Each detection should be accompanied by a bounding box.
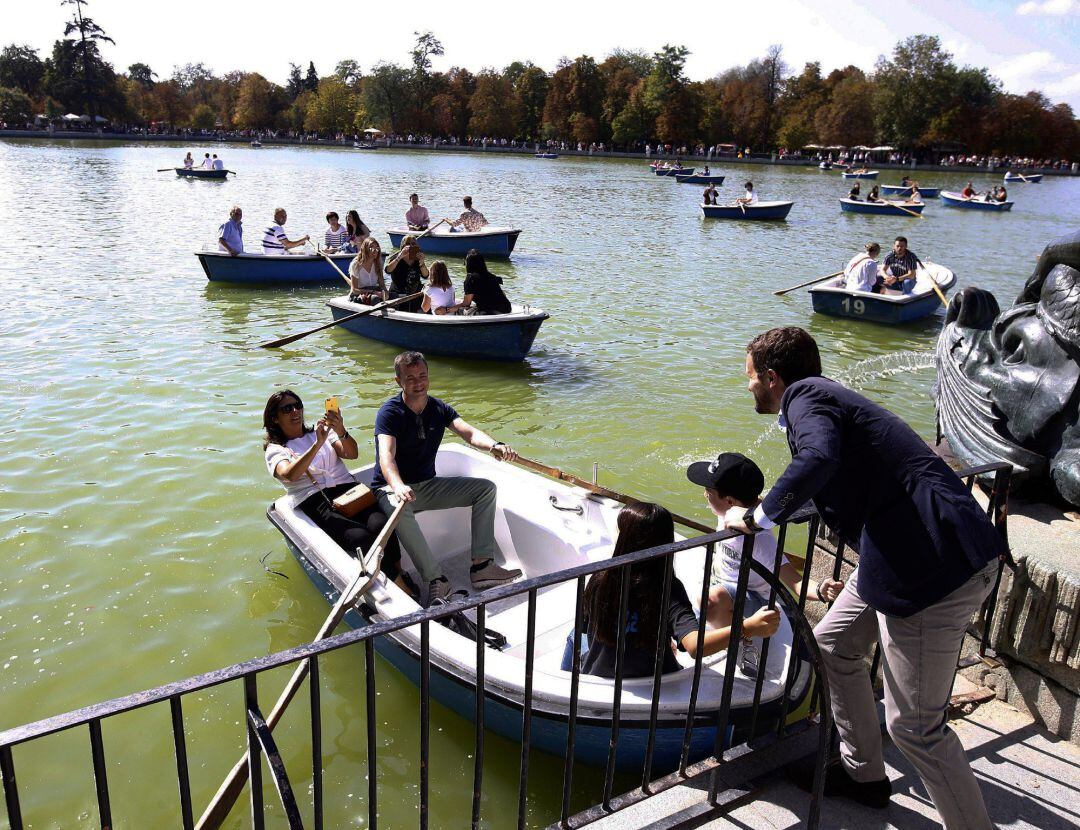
[761,377,1005,617]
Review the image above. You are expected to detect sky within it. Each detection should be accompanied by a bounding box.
[6,0,1079,109]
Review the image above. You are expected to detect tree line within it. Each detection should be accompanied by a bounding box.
[0,2,1077,160]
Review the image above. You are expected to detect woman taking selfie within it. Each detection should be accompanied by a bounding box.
[386,235,428,312]
[263,390,416,597]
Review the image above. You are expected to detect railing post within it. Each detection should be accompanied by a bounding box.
[309,655,323,830]
[88,719,112,830]
[244,675,265,830]
[0,745,23,830]
[364,639,378,830]
[169,695,194,830]
[560,576,586,827]
[517,589,538,830]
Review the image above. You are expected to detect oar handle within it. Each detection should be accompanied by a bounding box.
[319,249,352,287]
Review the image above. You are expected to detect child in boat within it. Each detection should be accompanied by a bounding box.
[561,502,781,679]
[686,453,845,676]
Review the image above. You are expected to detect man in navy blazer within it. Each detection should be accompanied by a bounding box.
[726,327,1004,829]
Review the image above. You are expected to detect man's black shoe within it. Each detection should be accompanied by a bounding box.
[787,757,892,809]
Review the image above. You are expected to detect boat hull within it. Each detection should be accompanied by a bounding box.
[328,298,547,361]
[1003,173,1042,183]
[654,168,690,177]
[880,185,940,198]
[940,192,1014,211]
[701,201,793,220]
[839,199,925,216]
[176,167,228,179]
[809,264,956,324]
[534,153,559,159]
[386,227,521,257]
[674,174,725,184]
[195,251,355,284]
[841,171,878,179]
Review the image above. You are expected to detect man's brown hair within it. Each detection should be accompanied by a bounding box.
[746,327,822,385]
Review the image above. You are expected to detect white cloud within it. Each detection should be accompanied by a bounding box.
[996,50,1057,85]
[1017,0,1079,16]
[1044,71,1080,99]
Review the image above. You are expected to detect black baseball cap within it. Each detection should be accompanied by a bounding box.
[686,452,764,502]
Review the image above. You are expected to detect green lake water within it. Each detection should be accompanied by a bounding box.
[1,139,1077,828]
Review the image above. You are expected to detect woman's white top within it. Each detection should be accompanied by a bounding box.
[744,189,759,205]
[265,430,354,506]
[349,258,382,289]
[424,285,455,312]
[844,254,879,292]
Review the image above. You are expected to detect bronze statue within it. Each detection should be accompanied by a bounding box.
[935,230,1080,507]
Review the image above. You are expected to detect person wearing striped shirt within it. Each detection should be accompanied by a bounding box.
[881,237,920,294]
[262,208,309,256]
[324,212,348,252]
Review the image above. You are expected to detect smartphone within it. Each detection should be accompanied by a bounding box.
[325,396,339,415]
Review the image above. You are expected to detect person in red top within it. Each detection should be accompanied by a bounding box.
[961,181,976,199]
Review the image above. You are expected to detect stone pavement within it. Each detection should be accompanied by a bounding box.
[593,678,1080,829]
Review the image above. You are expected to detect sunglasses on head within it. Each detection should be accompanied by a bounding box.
[278,402,303,414]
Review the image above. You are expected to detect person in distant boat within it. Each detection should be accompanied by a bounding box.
[867,185,882,203]
[217,205,243,256]
[446,196,489,232]
[561,502,781,679]
[703,182,719,205]
[262,208,309,255]
[263,390,414,598]
[848,182,861,201]
[900,175,912,187]
[421,260,465,315]
[703,164,711,175]
[462,249,512,315]
[323,211,349,252]
[373,351,523,605]
[405,193,430,231]
[687,452,844,677]
[961,181,976,199]
[908,187,923,205]
[183,152,194,169]
[348,237,388,304]
[880,236,919,294]
[212,154,224,171]
[200,153,213,169]
[735,181,758,206]
[342,209,372,253]
[995,185,1008,203]
[843,242,880,292]
[385,234,428,312]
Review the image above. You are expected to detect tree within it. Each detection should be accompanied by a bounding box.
[0,45,46,97]
[189,102,216,130]
[777,62,826,149]
[600,50,652,136]
[286,63,304,99]
[334,59,362,88]
[469,69,514,137]
[363,62,411,133]
[443,67,475,136]
[511,64,549,140]
[643,45,694,143]
[304,61,319,92]
[874,35,956,149]
[815,72,875,147]
[758,45,786,149]
[304,78,356,135]
[127,62,156,88]
[611,80,657,145]
[62,0,115,119]
[234,72,281,129]
[0,87,33,125]
[407,31,444,134]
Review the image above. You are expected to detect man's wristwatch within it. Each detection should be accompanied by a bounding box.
[490,441,506,454]
[742,508,762,533]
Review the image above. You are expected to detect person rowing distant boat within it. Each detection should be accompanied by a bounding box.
[406,193,430,231]
[961,181,976,199]
[262,208,310,256]
[735,181,758,207]
[995,185,1008,203]
[848,182,861,201]
[446,196,489,233]
[900,175,912,188]
[212,154,224,171]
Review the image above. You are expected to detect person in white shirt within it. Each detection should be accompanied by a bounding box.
[420,260,465,315]
[200,153,213,169]
[262,208,309,255]
[212,154,224,171]
[183,152,194,169]
[735,181,759,206]
[843,243,881,293]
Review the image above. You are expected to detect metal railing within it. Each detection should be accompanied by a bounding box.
[0,463,1011,830]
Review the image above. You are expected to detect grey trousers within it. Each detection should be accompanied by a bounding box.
[376,476,499,583]
[814,562,997,830]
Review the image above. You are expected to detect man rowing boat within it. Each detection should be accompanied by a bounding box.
[446,196,489,233]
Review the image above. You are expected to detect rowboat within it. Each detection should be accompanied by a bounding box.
[701,201,794,220]
[940,192,1014,211]
[267,444,811,769]
[839,198,925,217]
[654,167,690,177]
[841,170,878,179]
[674,173,725,185]
[353,142,381,150]
[881,184,940,198]
[1003,173,1042,183]
[534,153,559,159]
[327,296,548,361]
[195,250,354,284]
[386,226,521,258]
[809,262,956,324]
[250,140,262,148]
[176,167,230,179]
[818,161,832,170]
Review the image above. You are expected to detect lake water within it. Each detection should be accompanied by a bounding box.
[0,139,1077,828]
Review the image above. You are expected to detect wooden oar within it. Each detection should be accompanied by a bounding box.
[194,501,407,830]
[890,201,924,220]
[318,248,353,288]
[511,455,715,535]
[156,167,175,172]
[386,219,445,268]
[773,271,843,296]
[257,292,423,349]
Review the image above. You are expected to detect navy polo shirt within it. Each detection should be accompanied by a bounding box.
[372,395,459,487]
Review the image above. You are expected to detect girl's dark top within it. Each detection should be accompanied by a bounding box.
[389,257,425,312]
[581,577,699,678]
[463,270,512,314]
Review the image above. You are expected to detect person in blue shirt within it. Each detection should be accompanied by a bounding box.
[373,351,522,605]
[217,205,243,256]
[725,327,1005,828]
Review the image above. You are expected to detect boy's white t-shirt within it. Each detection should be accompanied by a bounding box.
[714,517,788,596]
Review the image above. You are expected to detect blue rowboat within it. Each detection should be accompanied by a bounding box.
[327,296,547,361]
[841,170,878,179]
[352,142,381,150]
[839,198,925,217]
[809,263,956,324]
[940,191,1014,211]
[176,167,230,179]
[268,445,812,771]
[195,250,354,284]
[881,184,940,198]
[386,226,521,258]
[535,153,559,159]
[1003,173,1042,183]
[701,201,794,220]
[674,173,725,185]
[654,167,690,177]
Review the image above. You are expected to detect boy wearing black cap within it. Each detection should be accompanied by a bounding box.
[687,452,845,674]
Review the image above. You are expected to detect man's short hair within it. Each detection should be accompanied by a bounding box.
[230,205,242,216]
[394,351,428,378]
[746,327,821,386]
[326,211,338,221]
[894,236,908,244]
[463,196,473,207]
[274,207,285,219]
[410,193,418,200]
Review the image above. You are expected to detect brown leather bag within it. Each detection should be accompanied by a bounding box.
[331,483,376,517]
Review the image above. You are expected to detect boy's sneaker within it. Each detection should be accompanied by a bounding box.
[739,638,761,678]
[470,559,522,589]
[787,757,892,809]
[426,576,452,607]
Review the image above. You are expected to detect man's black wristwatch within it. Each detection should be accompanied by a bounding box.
[742,508,762,533]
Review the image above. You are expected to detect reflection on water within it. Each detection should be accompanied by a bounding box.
[0,138,1077,826]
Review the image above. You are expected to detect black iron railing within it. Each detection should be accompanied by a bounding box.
[0,463,1011,830]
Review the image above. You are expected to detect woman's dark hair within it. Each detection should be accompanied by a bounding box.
[464,249,490,275]
[262,390,311,449]
[746,327,822,385]
[584,503,675,648]
[345,210,360,235]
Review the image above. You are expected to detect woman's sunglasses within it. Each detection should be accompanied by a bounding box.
[278,402,303,414]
